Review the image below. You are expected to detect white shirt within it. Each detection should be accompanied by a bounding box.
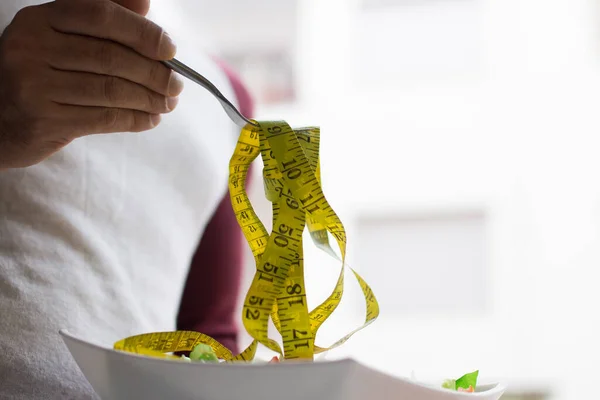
[0,1,239,398]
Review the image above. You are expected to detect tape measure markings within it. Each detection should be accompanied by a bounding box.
[114,120,379,363]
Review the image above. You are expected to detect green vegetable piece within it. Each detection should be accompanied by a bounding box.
[189,344,219,363]
[455,370,478,391]
[441,379,456,390]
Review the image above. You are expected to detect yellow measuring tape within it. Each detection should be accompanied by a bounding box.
[114,121,379,361]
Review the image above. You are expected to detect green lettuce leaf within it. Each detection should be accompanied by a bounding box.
[441,379,456,390]
[455,370,479,390]
[442,370,479,391]
[189,344,219,363]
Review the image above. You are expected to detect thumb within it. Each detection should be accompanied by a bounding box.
[110,0,150,16]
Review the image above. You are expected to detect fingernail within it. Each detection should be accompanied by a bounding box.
[168,72,185,96]
[151,114,162,127]
[160,31,177,59]
[167,96,179,111]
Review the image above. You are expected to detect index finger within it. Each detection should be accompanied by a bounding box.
[48,0,176,61]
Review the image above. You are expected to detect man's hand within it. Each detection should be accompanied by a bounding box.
[0,0,184,170]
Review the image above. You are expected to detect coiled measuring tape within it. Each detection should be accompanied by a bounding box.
[114,121,379,361]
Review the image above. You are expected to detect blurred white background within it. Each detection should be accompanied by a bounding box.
[164,0,600,399]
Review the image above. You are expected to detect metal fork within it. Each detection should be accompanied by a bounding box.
[162,59,259,128]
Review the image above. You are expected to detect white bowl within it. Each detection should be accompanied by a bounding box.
[60,329,506,400]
